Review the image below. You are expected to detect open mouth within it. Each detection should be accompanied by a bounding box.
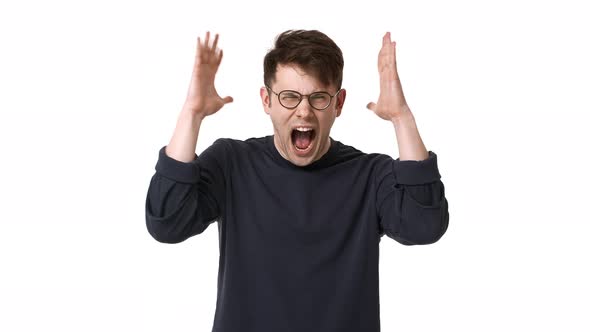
[291,127,316,154]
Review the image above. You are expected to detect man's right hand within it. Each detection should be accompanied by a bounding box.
[183,31,233,119]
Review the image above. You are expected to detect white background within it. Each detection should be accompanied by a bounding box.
[1,0,589,331]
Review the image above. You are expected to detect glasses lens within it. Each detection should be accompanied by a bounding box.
[279,91,301,108]
[309,92,331,110]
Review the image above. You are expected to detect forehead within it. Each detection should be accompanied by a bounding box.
[273,64,331,93]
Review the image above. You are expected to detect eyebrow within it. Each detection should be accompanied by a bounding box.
[278,89,331,94]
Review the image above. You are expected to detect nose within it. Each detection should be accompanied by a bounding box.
[295,97,313,117]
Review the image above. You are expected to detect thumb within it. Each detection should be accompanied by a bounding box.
[222,96,234,104]
[366,102,376,112]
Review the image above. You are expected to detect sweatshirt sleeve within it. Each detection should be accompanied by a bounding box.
[145,139,227,244]
[376,151,449,245]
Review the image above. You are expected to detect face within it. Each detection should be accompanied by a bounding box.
[260,64,346,167]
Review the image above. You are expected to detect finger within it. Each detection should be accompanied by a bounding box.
[211,33,219,51]
[222,96,233,104]
[202,32,212,63]
[392,40,398,75]
[204,31,210,48]
[366,102,376,111]
[197,36,201,49]
[217,49,224,66]
[382,32,390,46]
[196,37,203,64]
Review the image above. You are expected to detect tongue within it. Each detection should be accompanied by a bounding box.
[293,130,312,149]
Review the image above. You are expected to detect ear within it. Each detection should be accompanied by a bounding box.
[335,89,346,117]
[260,86,271,115]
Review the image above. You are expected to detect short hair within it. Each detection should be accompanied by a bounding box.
[263,30,344,91]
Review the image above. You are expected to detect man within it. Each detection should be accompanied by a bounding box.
[145,30,449,332]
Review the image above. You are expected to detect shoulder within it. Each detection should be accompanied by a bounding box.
[201,136,269,158]
[331,139,394,181]
[213,135,269,152]
[333,139,391,165]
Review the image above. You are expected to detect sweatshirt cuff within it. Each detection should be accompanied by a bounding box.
[154,145,200,184]
[392,151,441,185]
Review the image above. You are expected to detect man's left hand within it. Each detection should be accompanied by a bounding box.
[367,32,410,121]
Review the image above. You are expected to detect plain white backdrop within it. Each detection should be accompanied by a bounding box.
[1,0,589,331]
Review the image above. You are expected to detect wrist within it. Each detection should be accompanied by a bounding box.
[390,107,414,127]
[180,105,206,123]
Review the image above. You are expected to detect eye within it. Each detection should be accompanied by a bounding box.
[311,94,328,101]
[281,93,300,100]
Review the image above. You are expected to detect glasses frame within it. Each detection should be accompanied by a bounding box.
[265,85,342,111]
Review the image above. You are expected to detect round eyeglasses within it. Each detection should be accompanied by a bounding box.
[266,86,341,111]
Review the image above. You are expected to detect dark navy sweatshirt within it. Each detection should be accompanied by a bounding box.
[145,135,449,332]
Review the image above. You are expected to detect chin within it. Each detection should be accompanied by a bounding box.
[286,144,317,166]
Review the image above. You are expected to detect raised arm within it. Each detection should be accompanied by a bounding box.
[167,31,233,162]
[366,32,428,161]
[368,32,449,245]
[145,32,231,243]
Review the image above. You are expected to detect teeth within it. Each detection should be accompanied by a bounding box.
[295,127,313,132]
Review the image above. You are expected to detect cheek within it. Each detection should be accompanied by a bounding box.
[269,113,290,133]
[317,114,336,132]
[272,112,290,127]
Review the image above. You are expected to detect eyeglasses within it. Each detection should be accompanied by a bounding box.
[266,86,341,111]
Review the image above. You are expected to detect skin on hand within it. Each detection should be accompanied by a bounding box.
[366,32,429,161]
[366,32,410,121]
[184,31,233,119]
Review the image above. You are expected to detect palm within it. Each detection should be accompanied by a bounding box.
[367,32,409,121]
[185,32,233,117]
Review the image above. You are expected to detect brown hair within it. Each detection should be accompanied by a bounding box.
[263,30,344,90]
